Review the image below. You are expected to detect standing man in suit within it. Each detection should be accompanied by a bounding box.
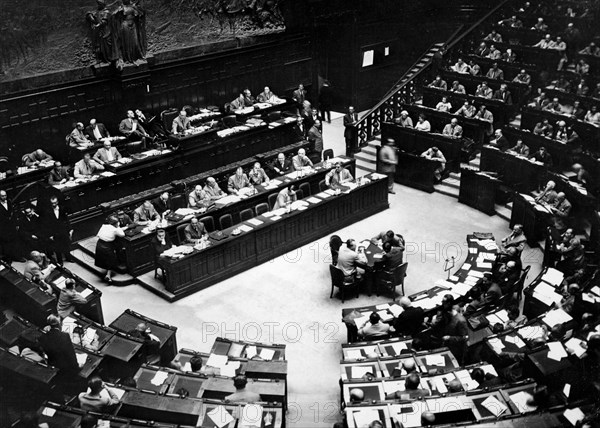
[18,205,42,256]
[292,84,307,108]
[271,153,292,176]
[344,106,359,156]
[41,196,73,265]
[93,140,122,165]
[38,315,81,376]
[119,109,150,147]
[318,82,333,123]
[0,190,18,262]
[47,161,72,185]
[151,192,172,217]
[86,118,110,142]
[378,138,398,194]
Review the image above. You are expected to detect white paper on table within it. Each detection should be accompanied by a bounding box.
[384,379,404,394]
[345,349,363,360]
[591,286,600,296]
[563,408,586,426]
[464,277,478,286]
[509,391,537,413]
[238,224,253,233]
[353,409,380,428]
[351,366,374,379]
[563,383,571,398]
[476,261,492,269]
[450,282,472,296]
[259,348,275,361]
[541,267,564,287]
[270,215,282,221]
[220,363,237,378]
[488,338,505,353]
[262,211,274,218]
[481,364,498,376]
[481,395,508,417]
[543,309,573,328]
[245,345,258,358]
[390,342,407,355]
[565,338,587,358]
[484,242,499,251]
[505,335,526,348]
[449,275,459,281]
[486,314,502,325]
[547,342,568,360]
[75,353,87,366]
[111,387,126,399]
[80,288,93,298]
[315,191,332,199]
[353,315,371,328]
[469,271,484,278]
[495,310,509,323]
[376,303,390,310]
[181,362,192,372]
[480,252,496,261]
[434,279,455,289]
[208,405,235,428]
[425,354,445,366]
[306,197,321,204]
[461,263,472,271]
[52,276,67,289]
[370,172,387,180]
[240,404,264,428]
[84,328,97,342]
[150,370,169,386]
[206,353,228,368]
[42,407,56,417]
[519,325,546,341]
[388,304,403,317]
[433,376,449,393]
[469,248,478,254]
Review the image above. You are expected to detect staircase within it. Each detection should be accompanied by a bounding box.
[71,236,136,286]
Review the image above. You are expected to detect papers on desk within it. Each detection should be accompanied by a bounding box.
[240,404,263,428]
[207,353,228,368]
[306,196,321,204]
[208,405,235,428]
[488,338,505,353]
[181,362,192,372]
[174,208,201,216]
[353,315,370,328]
[269,215,282,221]
[389,342,407,355]
[377,310,393,323]
[469,271,484,278]
[75,353,88,366]
[216,195,242,205]
[469,248,478,254]
[315,191,332,199]
[260,348,275,361]
[247,218,263,226]
[345,349,363,360]
[150,370,169,386]
[271,208,286,216]
[542,309,572,328]
[238,224,253,233]
[564,407,586,426]
[481,395,508,417]
[521,193,535,202]
[351,366,374,379]
[376,303,390,310]
[518,325,546,341]
[99,171,116,177]
[353,409,380,428]
[486,313,504,326]
[565,338,587,358]
[547,341,568,361]
[533,282,563,307]
[388,304,404,317]
[383,379,404,395]
[476,261,492,269]
[245,345,258,359]
[52,275,67,289]
[541,267,564,287]
[221,361,241,378]
[80,287,93,298]
[461,263,472,271]
[425,354,445,367]
[509,391,537,413]
[451,282,472,296]
[41,407,56,417]
[479,252,496,261]
[111,387,126,400]
[454,370,479,391]
[504,335,526,348]
[434,279,454,289]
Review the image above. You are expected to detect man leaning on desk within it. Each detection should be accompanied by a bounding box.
[184,217,208,243]
[133,200,160,225]
[74,152,104,179]
[22,149,53,167]
[172,110,192,134]
[93,140,122,165]
[325,162,353,189]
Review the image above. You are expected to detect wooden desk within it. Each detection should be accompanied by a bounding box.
[520,106,600,147]
[346,404,392,428]
[123,157,355,276]
[37,404,83,428]
[110,309,178,363]
[119,389,204,426]
[502,127,573,172]
[465,54,538,83]
[382,121,465,173]
[0,316,36,348]
[197,401,283,428]
[459,168,500,215]
[480,145,546,193]
[0,347,58,389]
[158,174,388,301]
[441,69,530,105]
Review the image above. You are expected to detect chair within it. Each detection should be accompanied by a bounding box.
[294,189,303,200]
[161,108,179,132]
[268,193,278,210]
[176,224,188,244]
[240,208,254,222]
[299,182,311,198]
[329,235,343,266]
[318,179,327,192]
[376,262,408,300]
[124,140,144,154]
[267,111,281,122]
[170,194,186,210]
[329,264,357,303]
[199,216,215,233]
[182,105,195,116]
[219,214,233,230]
[222,115,237,128]
[255,202,269,216]
[323,149,334,161]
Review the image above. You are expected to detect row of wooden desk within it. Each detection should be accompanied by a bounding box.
[440,69,530,105]
[122,156,355,277]
[157,172,389,301]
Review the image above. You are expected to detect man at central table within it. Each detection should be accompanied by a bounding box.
[325,161,353,189]
[273,186,297,210]
[227,167,251,195]
[184,217,208,244]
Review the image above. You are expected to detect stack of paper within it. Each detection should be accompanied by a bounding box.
[377,310,393,322]
[425,354,445,366]
[351,366,374,379]
[565,338,587,358]
[563,408,586,426]
[206,354,228,368]
[481,395,508,417]
[533,282,563,306]
[150,371,169,386]
[208,405,235,428]
[505,335,526,348]
[541,268,564,287]
[509,391,537,413]
[488,338,505,354]
[547,342,568,361]
[247,218,263,226]
[542,309,573,328]
[519,325,546,341]
[388,304,403,317]
[454,369,479,391]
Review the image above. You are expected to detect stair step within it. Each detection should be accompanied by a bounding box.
[434,181,460,198]
[495,203,512,222]
[70,248,136,286]
[354,153,377,164]
[76,236,98,257]
[448,172,461,181]
[355,162,377,176]
[362,145,378,156]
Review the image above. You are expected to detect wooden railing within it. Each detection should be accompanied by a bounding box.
[350,0,512,152]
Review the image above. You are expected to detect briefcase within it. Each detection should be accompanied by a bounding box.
[125,225,145,237]
[165,213,185,222]
[467,315,489,330]
[209,230,229,241]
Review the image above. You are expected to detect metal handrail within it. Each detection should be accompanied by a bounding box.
[350,0,513,152]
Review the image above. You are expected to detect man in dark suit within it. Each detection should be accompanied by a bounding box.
[151,192,172,217]
[40,196,73,265]
[344,106,359,156]
[119,109,150,147]
[18,205,42,256]
[85,118,110,142]
[381,242,403,270]
[184,217,207,243]
[271,153,292,176]
[392,297,425,337]
[0,190,18,262]
[38,315,80,375]
[47,161,72,185]
[318,82,333,123]
[22,149,53,167]
[489,129,510,152]
[292,84,307,107]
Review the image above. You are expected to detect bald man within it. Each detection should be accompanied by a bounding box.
[172,110,192,134]
[204,177,226,201]
[292,148,313,171]
[128,322,160,356]
[442,118,463,138]
[392,297,425,337]
[22,149,53,167]
[535,180,557,204]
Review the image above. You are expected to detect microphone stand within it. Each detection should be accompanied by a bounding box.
[444,256,455,280]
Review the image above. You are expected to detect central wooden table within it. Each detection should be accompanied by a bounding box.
[157,174,389,301]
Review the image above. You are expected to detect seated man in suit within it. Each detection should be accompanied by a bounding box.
[248,162,270,185]
[489,129,510,152]
[227,167,251,195]
[501,224,527,253]
[371,230,405,248]
[273,186,297,210]
[325,162,353,189]
[22,149,53,167]
[337,239,368,278]
[47,161,71,185]
[78,377,121,412]
[133,200,160,225]
[421,146,446,182]
[74,152,104,178]
[508,139,530,157]
[271,153,292,176]
[203,177,226,201]
[442,118,463,139]
[86,118,110,142]
[93,140,122,165]
[151,228,173,259]
[119,110,150,147]
[225,375,261,403]
[550,192,571,233]
[68,122,93,148]
[128,322,161,358]
[495,261,520,294]
[151,192,172,217]
[385,373,430,399]
[188,185,210,208]
[171,110,192,134]
[24,250,53,281]
[381,241,403,270]
[292,148,313,171]
[358,312,393,338]
[184,217,207,244]
[392,297,425,337]
[257,86,280,103]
